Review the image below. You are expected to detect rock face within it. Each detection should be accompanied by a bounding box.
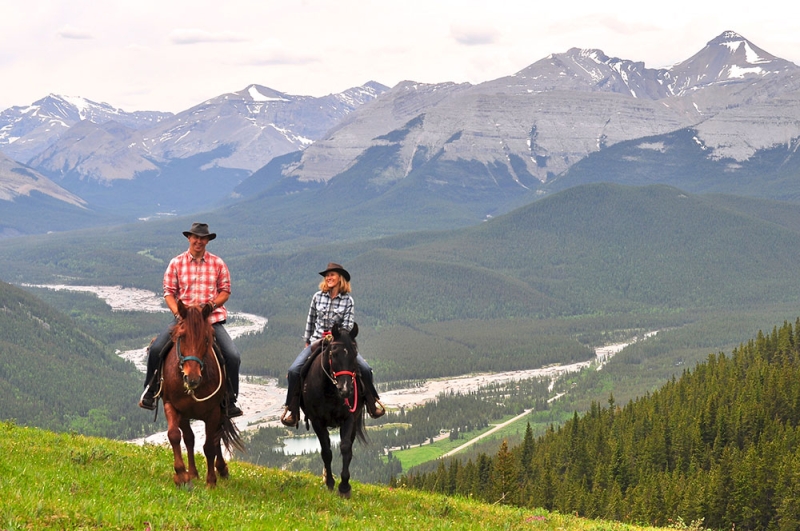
[276,31,800,190]
[0,152,85,207]
[14,83,388,185]
[0,94,170,164]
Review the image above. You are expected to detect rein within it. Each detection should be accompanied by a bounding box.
[176,335,223,402]
[320,337,359,414]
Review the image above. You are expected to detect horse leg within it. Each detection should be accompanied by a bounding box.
[215,444,229,480]
[311,420,335,491]
[202,412,223,487]
[165,405,191,486]
[180,417,199,483]
[337,417,356,499]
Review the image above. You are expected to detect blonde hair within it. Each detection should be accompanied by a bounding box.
[319,274,351,294]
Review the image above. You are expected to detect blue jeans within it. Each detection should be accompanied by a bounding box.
[144,318,241,399]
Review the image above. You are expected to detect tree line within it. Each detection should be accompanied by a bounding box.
[398,318,800,530]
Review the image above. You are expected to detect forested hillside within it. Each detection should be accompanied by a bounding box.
[401,319,800,530]
[5,183,800,392]
[0,281,150,438]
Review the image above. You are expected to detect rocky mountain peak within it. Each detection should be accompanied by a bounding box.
[668,30,799,94]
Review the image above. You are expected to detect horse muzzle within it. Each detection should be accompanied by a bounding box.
[183,373,202,391]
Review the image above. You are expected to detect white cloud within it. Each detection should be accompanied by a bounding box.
[450,24,501,46]
[0,0,799,113]
[57,25,93,40]
[169,29,249,45]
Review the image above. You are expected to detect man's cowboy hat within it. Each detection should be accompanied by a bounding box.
[182,222,217,240]
[319,262,350,282]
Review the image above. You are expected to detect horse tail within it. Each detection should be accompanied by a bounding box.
[355,406,368,444]
[218,415,246,454]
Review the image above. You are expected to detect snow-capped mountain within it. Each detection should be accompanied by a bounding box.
[4,31,800,239]
[23,81,388,203]
[0,94,171,164]
[264,31,800,193]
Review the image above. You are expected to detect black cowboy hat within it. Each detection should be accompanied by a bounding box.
[319,262,350,282]
[182,222,216,240]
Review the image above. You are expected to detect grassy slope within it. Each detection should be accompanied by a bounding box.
[0,422,671,531]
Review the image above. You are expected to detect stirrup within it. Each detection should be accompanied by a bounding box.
[225,402,243,418]
[138,388,157,411]
[281,406,299,427]
[368,398,385,419]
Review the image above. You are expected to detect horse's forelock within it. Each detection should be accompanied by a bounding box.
[173,306,213,351]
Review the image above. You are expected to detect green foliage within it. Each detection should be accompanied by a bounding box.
[401,319,800,530]
[0,281,150,439]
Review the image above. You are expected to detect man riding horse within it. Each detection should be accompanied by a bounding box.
[139,222,243,418]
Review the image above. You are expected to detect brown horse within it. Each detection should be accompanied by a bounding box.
[300,322,367,498]
[159,299,243,487]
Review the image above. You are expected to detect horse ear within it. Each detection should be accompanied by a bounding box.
[177,299,187,318]
[331,322,340,338]
[351,322,358,339]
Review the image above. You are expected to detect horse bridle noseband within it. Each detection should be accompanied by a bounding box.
[176,336,223,402]
[320,336,359,413]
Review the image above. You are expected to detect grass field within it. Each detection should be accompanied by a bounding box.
[0,421,675,531]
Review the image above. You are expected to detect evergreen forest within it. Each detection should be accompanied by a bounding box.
[399,319,800,530]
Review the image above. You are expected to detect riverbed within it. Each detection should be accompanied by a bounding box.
[23,284,654,450]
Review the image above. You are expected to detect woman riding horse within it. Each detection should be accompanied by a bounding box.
[302,322,367,497]
[281,262,384,427]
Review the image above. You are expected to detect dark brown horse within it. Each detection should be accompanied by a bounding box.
[159,300,243,487]
[300,322,367,498]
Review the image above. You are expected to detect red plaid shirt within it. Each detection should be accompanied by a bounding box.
[163,250,230,324]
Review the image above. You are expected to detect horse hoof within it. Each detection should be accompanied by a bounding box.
[338,489,351,499]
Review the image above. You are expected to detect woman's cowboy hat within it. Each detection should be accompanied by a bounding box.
[319,262,350,281]
[182,222,217,240]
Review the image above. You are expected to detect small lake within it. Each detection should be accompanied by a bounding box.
[277,433,341,455]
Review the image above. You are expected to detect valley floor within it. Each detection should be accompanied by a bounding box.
[27,283,653,452]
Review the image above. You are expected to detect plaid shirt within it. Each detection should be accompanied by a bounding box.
[163,250,230,324]
[304,290,354,343]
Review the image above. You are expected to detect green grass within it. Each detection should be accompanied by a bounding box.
[0,421,671,531]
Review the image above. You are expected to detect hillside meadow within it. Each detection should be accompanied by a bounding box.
[0,421,677,531]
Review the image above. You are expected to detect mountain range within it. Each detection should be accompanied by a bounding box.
[1,31,799,240]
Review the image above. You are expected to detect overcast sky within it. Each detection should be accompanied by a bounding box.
[2,0,799,113]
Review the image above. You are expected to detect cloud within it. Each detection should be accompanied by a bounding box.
[57,25,93,40]
[450,24,500,46]
[169,28,249,45]
[238,41,319,66]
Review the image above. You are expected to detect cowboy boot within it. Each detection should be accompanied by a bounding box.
[366,396,385,419]
[362,373,385,419]
[223,376,243,418]
[138,385,157,410]
[138,346,160,410]
[281,394,300,427]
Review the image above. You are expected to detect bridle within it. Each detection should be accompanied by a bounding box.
[175,334,223,402]
[320,334,359,413]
